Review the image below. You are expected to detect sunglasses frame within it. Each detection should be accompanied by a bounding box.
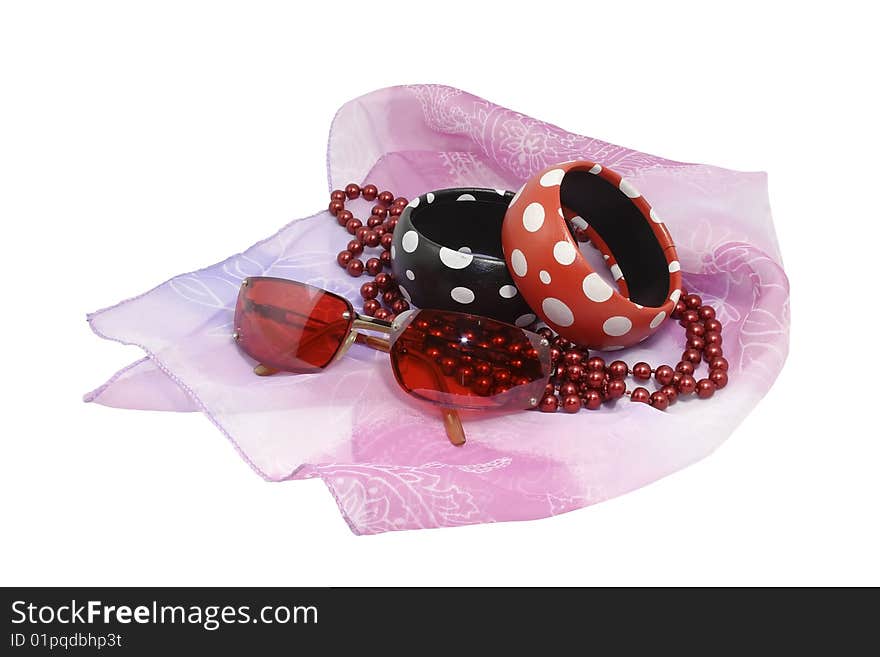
[233,277,552,446]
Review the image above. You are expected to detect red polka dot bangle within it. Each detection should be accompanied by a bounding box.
[327,184,727,413]
[501,161,682,350]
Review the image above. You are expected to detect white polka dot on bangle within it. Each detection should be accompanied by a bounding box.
[522,203,545,232]
[450,286,475,304]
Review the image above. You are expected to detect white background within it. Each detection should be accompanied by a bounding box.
[1,1,877,586]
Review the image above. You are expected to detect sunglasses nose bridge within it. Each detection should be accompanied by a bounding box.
[332,312,399,363]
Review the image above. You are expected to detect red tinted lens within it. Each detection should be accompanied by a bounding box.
[233,277,353,373]
[390,309,551,410]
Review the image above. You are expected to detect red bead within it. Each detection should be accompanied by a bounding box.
[704,318,722,333]
[682,349,702,364]
[686,322,705,338]
[606,379,626,399]
[553,335,572,349]
[361,184,378,201]
[607,360,628,379]
[655,364,675,386]
[582,389,602,410]
[375,273,393,290]
[336,209,353,226]
[650,391,669,410]
[675,360,695,375]
[562,395,581,413]
[539,394,559,412]
[709,356,729,372]
[661,385,678,404]
[345,218,362,235]
[475,362,492,377]
[632,362,652,380]
[696,378,716,399]
[630,387,651,403]
[377,191,394,205]
[559,382,578,397]
[329,200,345,215]
[360,281,378,300]
[586,356,605,371]
[347,239,364,256]
[703,344,723,361]
[471,376,492,395]
[363,299,381,316]
[704,331,722,346]
[344,183,360,199]
[365,257,383,276]
[549,347,562,363]
[698,305,716,321]
[567,364,585,382]
[393,197,409,208]
[391,299,409,314]
[371,205,388,220]
[679,309,700,326]
[380,233,393,250]
[379,250,392,265]
[346,258,364,276]
[382,290,399,305]
[709,369,728,389]
[355,226,370,243]
[386,218,398,232]
[684,294,702,309]
[374,308,392,321]
[389,206,404,217]
[330,189,346,202]
[564,351,583,366]
[366,215,383,228]
[365,230,381,248]
[440,356,458,376]
[687,336,706,352]
[458,366,475,386]
[677,374,697,395]
[586,369,605,388]
[336,250,353,267]
[673,300,687,318]
[672,371,683,386]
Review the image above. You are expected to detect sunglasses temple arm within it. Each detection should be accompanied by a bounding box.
[391,345,467,447]
[354,333,391,353]
[353,332,466,446]
[441,408,466,446]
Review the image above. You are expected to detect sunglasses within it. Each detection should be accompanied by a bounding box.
[232,277,553,446]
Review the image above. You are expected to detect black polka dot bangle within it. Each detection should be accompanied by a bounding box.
[390,188,537,326]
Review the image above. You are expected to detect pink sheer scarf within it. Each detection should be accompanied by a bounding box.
[86,85,789,534]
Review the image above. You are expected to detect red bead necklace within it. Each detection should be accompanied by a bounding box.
[327,184,729,412]
[330,183,409,321]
